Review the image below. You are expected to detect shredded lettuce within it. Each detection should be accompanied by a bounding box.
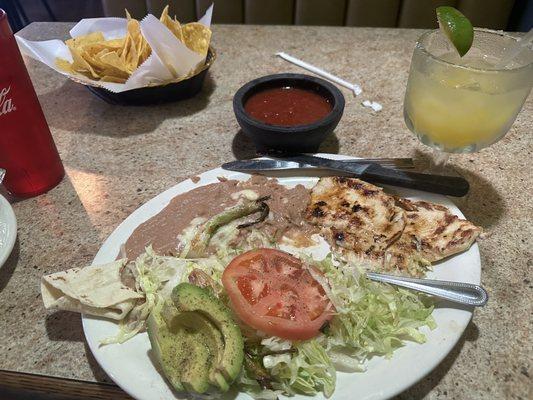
[268,340,336,398]
[180,256,226,286]
[314,255,436,365]
[236,365,281,400]
[100,246,188,345]
[261,336,292,352]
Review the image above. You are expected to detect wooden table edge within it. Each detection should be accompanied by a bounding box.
[0,369,132,399]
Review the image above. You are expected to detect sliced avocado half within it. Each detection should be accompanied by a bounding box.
[171,283,244,384]
[147,307,212,393]
[147,284,244,394]
[161,304,230,392]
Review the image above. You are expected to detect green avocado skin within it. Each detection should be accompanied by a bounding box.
[147,283,244,394]
[172,283,245,383]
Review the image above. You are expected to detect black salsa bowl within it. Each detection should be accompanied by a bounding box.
[233,73,345,153]
[85,47,216,106]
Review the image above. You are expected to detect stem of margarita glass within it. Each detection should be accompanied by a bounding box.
[429,150,451,173]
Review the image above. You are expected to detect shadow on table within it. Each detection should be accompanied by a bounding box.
[394,321,480,399]
[451,167,505,230]
[45,313,113,382]
[231,129,340,160]
[45,311,85,342]
[44,312,112,382]
[0,240,20,293]
[84,341,114,383]
[412,150,504,229]
[39,74,217,137]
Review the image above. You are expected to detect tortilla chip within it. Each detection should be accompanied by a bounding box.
[101,75,127,83]
[83,49,110,71]
[100,67,130,81]
[99,51,131,73]
[69,46,100,78]
[138,37,151,65]
[55,57,74,73]
[119,33,130,60]
[182,22,211,56]
[160,5,184,42]
[66,31,105,49]
[89,38,125,52]
[124,19,142,69]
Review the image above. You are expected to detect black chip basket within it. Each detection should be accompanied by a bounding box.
[85,47,216,106]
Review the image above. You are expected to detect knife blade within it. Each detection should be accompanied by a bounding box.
[222,158,413,172]
[281,154,469,197]
[223,159,309,171]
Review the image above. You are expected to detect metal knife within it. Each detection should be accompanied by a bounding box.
[222,158,413,171]
[223,159,389,172]
[223,155,469,197]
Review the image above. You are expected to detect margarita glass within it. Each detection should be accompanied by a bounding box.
[404,29,533,168]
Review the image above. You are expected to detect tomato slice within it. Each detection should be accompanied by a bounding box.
[222,249,334,340]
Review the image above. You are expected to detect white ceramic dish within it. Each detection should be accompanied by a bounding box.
[82,154,481,400]
[0,194,17,268]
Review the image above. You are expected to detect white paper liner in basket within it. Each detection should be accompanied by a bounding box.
[15,4,213,93]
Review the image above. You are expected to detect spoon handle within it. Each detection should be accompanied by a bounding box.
[366,272,488,307]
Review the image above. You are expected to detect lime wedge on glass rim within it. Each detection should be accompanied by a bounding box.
[436,6,474,57]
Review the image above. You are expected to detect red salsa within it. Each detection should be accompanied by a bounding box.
[244,86,332,126]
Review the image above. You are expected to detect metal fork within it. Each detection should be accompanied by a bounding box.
[367,272,488,306]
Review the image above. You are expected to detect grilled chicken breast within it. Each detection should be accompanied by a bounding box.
[306,177,481,276]
[386,198,482,268]
[306,177,406,254]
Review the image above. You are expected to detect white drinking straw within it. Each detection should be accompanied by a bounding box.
[276,52,362,96]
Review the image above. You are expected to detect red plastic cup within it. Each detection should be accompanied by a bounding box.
[0,9,64,198]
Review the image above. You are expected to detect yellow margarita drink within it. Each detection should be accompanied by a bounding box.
[404,29,533,153]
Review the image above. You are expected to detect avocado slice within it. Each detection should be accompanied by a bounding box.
[171,283,244,384]
[147,310,186,392]
[161,305,230,392]
[179,331,211,393]
[147,307,211,393]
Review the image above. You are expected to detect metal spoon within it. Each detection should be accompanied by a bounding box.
[366,272,488,307]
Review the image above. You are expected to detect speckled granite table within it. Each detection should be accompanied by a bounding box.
[1,23,531,400]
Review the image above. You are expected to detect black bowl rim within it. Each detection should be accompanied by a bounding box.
[233,73,345,134]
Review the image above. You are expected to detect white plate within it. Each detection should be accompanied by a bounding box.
[83,154,481,400]
[0,194,17,268]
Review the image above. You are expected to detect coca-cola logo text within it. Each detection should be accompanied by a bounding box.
[0,86,16,117]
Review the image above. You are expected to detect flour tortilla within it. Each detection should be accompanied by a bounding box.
[41,259,144,320]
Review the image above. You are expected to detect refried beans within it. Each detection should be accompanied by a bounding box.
[123,176,317,260]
